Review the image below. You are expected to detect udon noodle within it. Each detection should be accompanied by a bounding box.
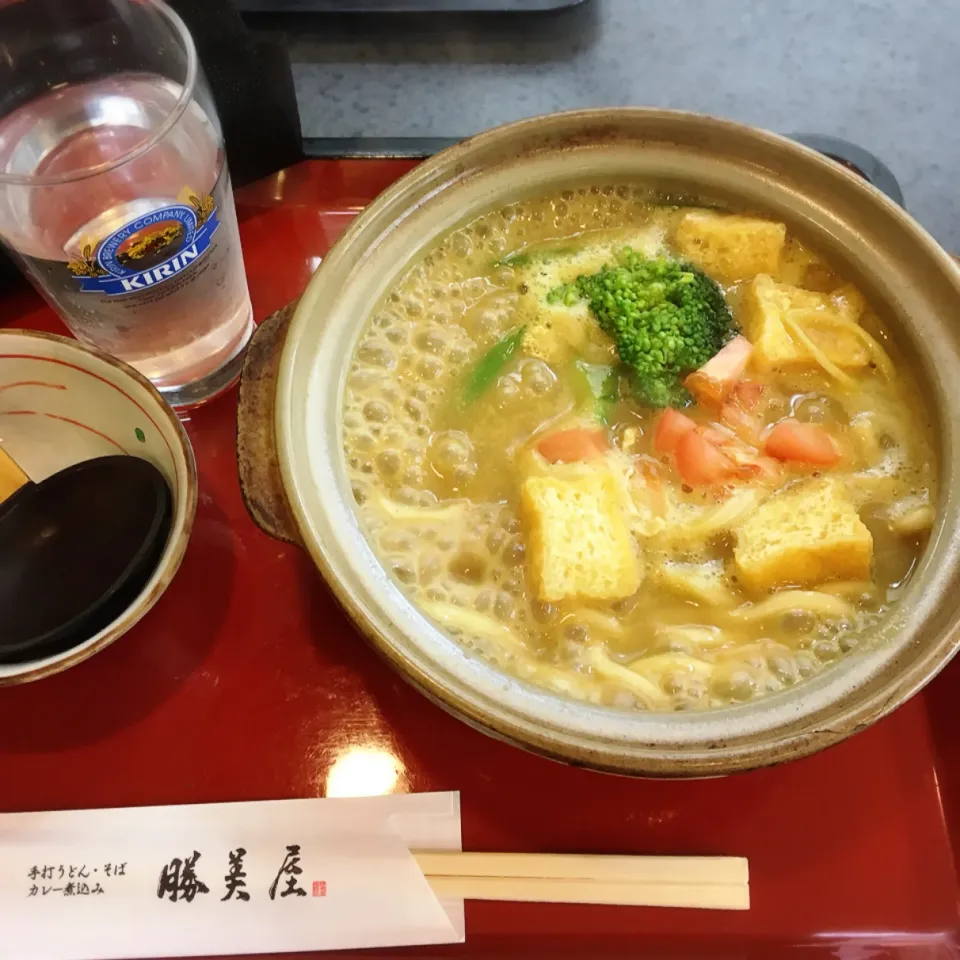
[342,185,936,711]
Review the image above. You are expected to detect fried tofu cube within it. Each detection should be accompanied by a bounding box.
[830,282,868,320]
[739,275,821,367]
[521,469,643,602]
[776,238,843,291]
[655,558,736,607]
[673,211,787,283]
[739,274,870,370]
[734,479,873,592]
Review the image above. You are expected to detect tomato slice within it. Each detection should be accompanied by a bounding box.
[685,336,754,405]
[720,402,763,445]
[652,409,697,454]
[700,425,735,446]
[537,428,609,463]
[764,419,841,466]
[734,380,764,410]
[674,430,738,486]
[684,371,724,407]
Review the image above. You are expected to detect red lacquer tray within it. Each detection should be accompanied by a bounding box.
[2,160,959,959]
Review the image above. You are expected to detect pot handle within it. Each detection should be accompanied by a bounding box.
[236,302,304,546]
[787,133,904,207]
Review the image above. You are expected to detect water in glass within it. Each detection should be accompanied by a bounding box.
[0,73,253,401]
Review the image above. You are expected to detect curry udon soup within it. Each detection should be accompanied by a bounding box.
[342,185,936,712]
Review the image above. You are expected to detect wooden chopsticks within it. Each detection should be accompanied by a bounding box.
[413,851,749,911]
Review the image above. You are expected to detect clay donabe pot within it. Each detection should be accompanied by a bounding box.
[237,109,960,776]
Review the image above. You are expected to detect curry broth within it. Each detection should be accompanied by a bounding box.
[342,184,936,711]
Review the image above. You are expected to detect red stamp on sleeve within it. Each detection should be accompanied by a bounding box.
[312,880,327,897]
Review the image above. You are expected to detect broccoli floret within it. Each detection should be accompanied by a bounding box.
[558,249,737,407]
[630,371,695,409]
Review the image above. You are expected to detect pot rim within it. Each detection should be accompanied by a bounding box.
[275,107,960,775]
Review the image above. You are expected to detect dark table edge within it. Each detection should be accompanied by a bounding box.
[302,137,461,159]
[239,0,584,11]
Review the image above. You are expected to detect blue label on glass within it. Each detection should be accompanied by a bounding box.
[68,193,220,296]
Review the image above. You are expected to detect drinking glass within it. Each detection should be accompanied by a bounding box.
[0,0,254,407]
